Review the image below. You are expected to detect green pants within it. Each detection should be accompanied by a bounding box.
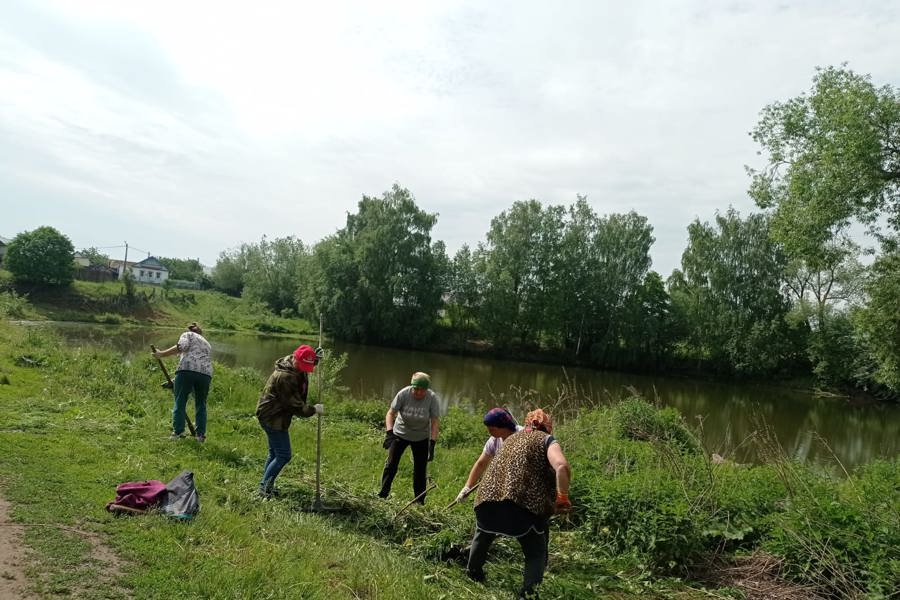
[172,370,211,436]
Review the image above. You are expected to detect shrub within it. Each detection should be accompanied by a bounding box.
[764,458,900,598]
[205,315,237,330]
[93,313,123,325]
[574,466,709,569]
[437,405,487,449]
[5,226,75,285]
[331,398,386,428]
[611,396,702,454]
[0,290,31,319]
[254,321,289,334]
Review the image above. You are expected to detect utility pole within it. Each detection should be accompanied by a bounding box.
[120,241,129,280]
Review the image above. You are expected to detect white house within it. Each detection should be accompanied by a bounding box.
[131,256,169,284]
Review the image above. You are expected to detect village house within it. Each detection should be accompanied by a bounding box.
[130,256,169,284]
[108,256,169,284]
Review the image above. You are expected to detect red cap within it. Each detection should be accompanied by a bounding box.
[292,345,317,373]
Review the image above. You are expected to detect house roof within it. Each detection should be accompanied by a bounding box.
[0,236,11,245]
[134,256,168,271]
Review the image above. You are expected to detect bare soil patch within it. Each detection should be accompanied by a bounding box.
[0,491,131,599]
[0,495,37,599]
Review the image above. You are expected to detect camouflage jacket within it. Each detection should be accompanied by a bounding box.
[255,355,316,430]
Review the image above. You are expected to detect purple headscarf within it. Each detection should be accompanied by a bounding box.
[483,407,517,431]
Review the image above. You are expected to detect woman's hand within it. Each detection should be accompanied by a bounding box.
[455,485,472,503]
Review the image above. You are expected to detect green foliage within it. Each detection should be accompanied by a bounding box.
[576,468,708,568]
[855,251,900,393]
[475,199,566,348]
[671,209,796,376]
[77,246,110,267]
[122,270,136,304]
[748,66,900,253]
[468,196,660,369]
[806,311,862,387]
[240,236,309,314]
[92,312,124,325]
[205,314,238,330]
[444,244,480,334]
[5,226,75,285]
[253,320,290,333]
[0,289,33,319]
[611,396,702,454]
[211,246,248,296]
[436,405,488,449]
[157,256,206,282]
[305,185,446,346]
[0,321,895,599]
[764,459,900,598]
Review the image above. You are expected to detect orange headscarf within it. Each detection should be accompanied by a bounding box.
[525,408,553,433]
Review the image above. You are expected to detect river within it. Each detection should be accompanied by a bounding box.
[37,322,900,471]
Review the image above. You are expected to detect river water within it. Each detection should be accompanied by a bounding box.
[38,322,900,471]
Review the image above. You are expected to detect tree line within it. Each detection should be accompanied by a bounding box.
[4,66,898,398]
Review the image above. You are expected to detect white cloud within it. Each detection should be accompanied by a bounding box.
[2,0,899,275]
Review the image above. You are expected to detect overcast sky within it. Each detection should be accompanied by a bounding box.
[1,0,898,276]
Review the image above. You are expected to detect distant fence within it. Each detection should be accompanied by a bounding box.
[74,266,118,283]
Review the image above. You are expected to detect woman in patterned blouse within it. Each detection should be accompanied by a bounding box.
[466,408,572,600]
[152,322,213,442]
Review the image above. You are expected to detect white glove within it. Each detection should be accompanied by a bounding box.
[455,485,472,503]
[314,403,325,415]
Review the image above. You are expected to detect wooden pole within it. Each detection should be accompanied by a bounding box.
[444,482,479,510]
[393,480,438,520]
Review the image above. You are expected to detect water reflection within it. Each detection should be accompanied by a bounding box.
[37,322,900,470]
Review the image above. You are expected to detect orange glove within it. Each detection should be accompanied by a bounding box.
[555,492,572,513]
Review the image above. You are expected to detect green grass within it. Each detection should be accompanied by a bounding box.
[0,319,897,599]
[1,277,316,338]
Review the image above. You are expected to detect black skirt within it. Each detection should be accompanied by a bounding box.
[474,500,548,538]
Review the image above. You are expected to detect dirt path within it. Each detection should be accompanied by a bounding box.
[0,495,37,599]
[0,491,130,599]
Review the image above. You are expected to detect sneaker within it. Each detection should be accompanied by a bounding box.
[169,432,185,440]
[195,434,206,443]
[255,488,277,500]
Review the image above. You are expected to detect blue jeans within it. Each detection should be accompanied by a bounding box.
[172,370,211,436]
[260,424,292,493]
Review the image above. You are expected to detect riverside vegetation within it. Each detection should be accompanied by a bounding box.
[0,306,897,599]
[0,270,318,338]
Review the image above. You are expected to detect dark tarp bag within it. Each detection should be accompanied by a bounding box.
[159,470,200,520]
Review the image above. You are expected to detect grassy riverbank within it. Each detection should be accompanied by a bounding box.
[0,274,316,338]
[0,318,897,599]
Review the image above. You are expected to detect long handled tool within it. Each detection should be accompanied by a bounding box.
[309,314,338,513]
[444,482,479,510]
[150,344,196,436]
[393,478,438,520]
